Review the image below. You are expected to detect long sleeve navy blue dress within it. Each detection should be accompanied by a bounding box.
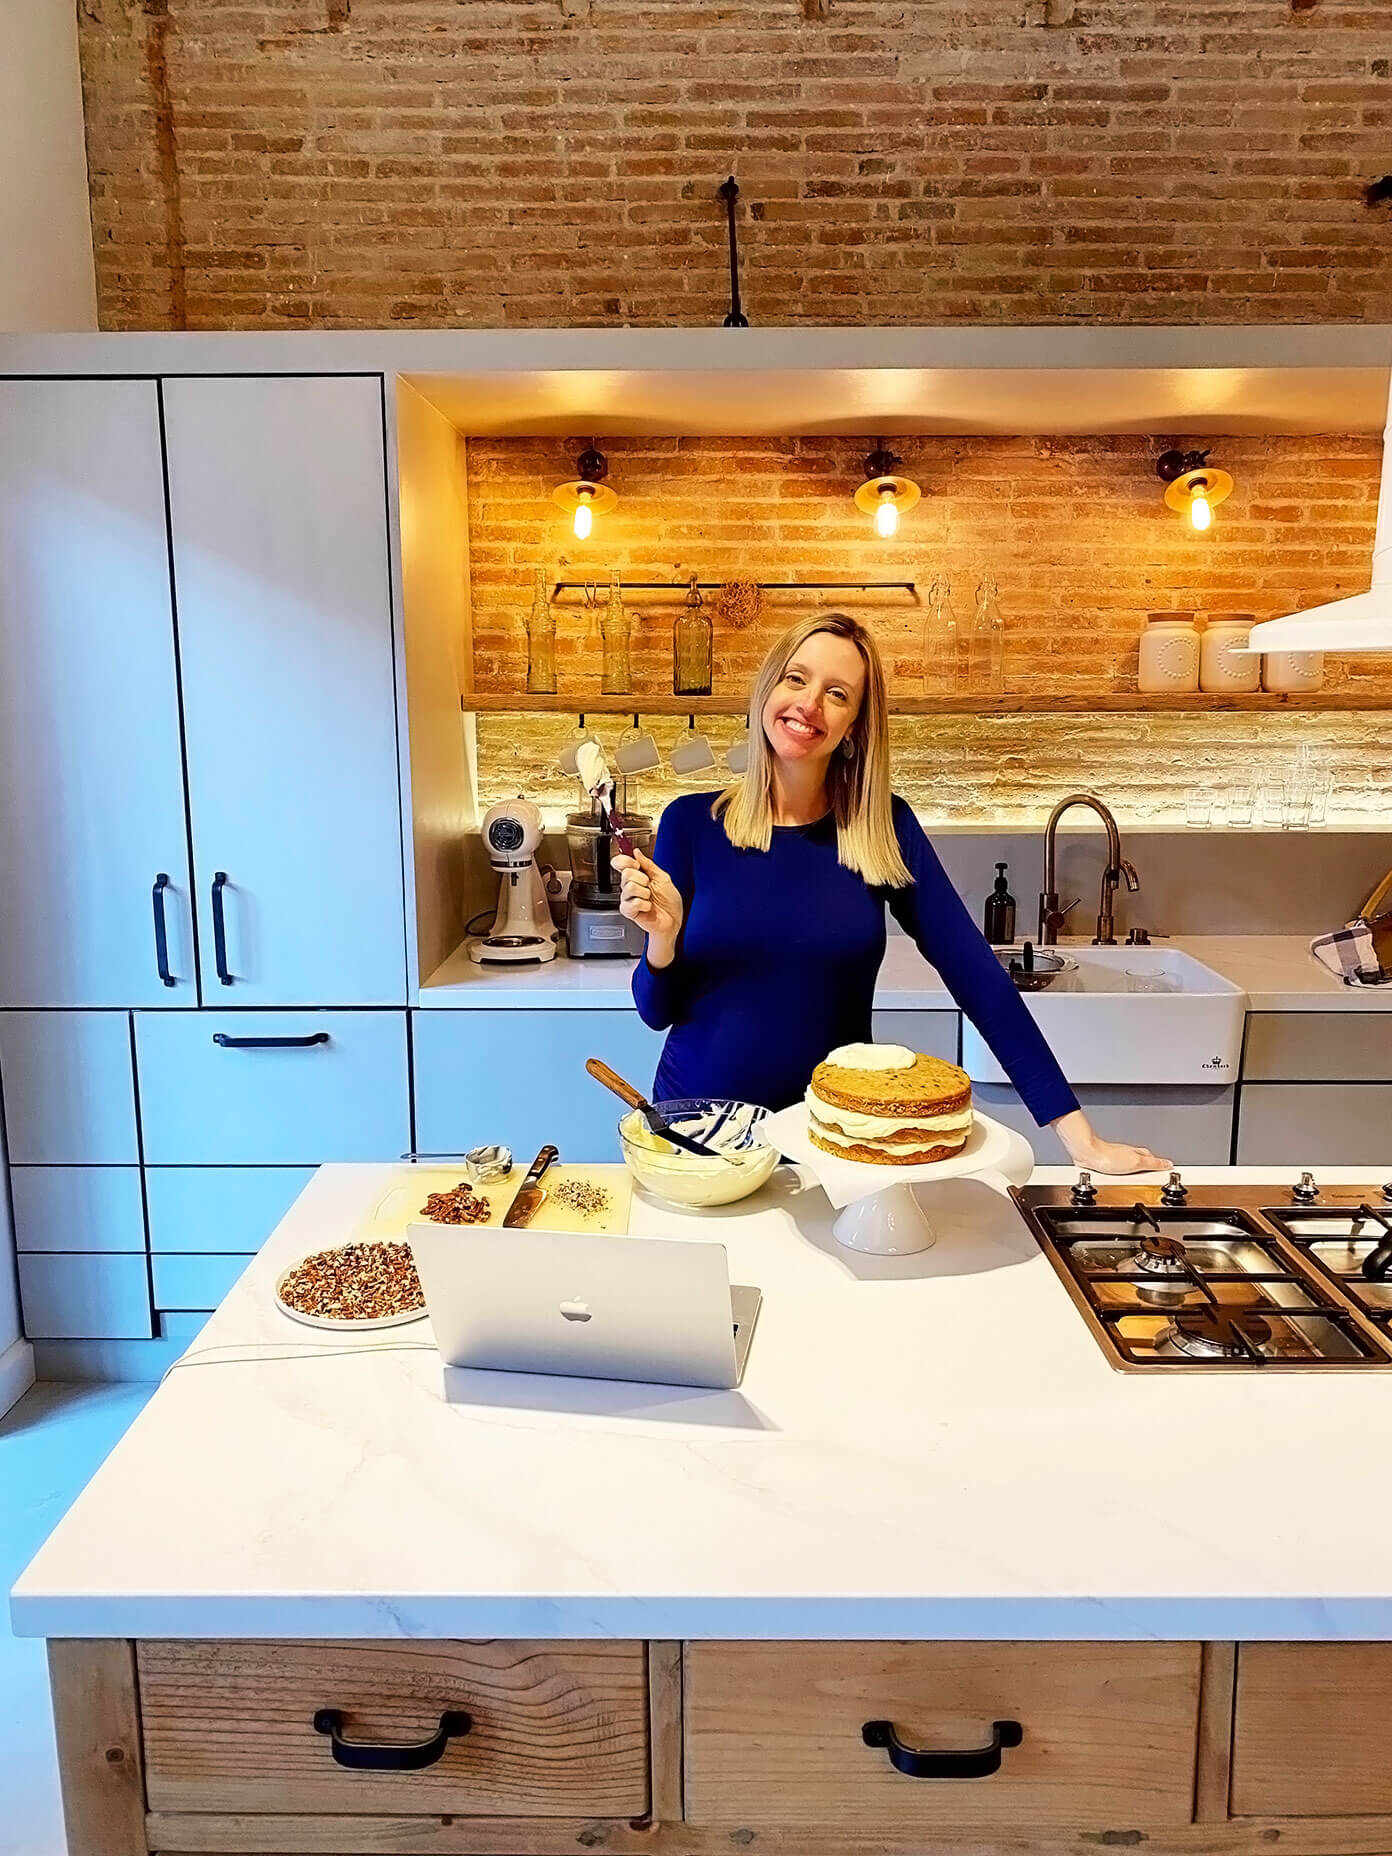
[631,792,1079,1126]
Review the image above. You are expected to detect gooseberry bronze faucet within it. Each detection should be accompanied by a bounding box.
[1038,793,1140,945]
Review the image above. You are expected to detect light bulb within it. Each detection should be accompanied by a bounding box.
[874,490,899,539]
[573,498,593,540]
[1189,491,1212,533]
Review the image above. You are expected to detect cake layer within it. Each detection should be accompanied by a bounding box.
[808,1126,967,1166]
[804,1091,974,1141]
[810,1047,971,1119]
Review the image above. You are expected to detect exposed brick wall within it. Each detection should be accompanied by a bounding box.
[467,430,1392,824]
[77,0,1392,329]
[467,431,1392,698]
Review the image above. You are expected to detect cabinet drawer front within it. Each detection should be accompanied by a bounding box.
[150,1252,253,1312]
[871,1010,959,1062]
[1236,1083,1392,1165]
[1233,1644,1392,1816]
[145,1166,314,1254]
[685,1642,1200,1828]
[137,1639,649,1817]
[0,1011,138,1163]
[18,1253,153,1339]
[1243,1012,1392,1082]
[136,1012,409,1163]
[11,1166,146,1253]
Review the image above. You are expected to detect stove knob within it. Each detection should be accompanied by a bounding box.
[1292,1171,1320,1204]
[1383,1182,1392,1204]
[1070,1169,1098,1206]
[1160,1171,1188,1207]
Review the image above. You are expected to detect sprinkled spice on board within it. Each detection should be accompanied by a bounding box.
[420,1182,492,1225]
[278,1241,423,1323]
[552,1178,612,1219]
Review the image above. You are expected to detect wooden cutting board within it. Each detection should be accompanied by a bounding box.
[358,1164,632,1240]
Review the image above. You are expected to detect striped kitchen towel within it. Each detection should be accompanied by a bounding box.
[1310,923,1392,986]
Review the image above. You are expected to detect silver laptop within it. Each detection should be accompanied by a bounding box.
[409,1222,761,1390]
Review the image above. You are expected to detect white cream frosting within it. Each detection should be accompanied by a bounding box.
[812,1121,968,1155]
[823,1042,916,1072]
[806,1089,974,1140]
[575,740,611,795]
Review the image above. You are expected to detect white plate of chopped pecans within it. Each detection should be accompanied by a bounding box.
[275,1239,429,1330]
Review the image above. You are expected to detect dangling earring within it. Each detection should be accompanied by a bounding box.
[841,736,856,759]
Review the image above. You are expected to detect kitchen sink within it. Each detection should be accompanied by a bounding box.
[962,945,1246,1086]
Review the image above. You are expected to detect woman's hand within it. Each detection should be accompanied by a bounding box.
[613,849,684,968]
[1052,1109,1171,1177]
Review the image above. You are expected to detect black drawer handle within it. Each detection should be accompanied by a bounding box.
[213,1031,331,1050]
[312,1707,472,1771]
[862,1718,1023,1780]
[152,873,177,988]
[211,871,233,986]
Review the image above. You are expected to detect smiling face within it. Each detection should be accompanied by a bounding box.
[760,628,867,769]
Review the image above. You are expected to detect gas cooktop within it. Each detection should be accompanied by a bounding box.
[1011,1173,1392,1371]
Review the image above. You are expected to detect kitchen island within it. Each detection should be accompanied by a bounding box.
[14,1160,1392,1856]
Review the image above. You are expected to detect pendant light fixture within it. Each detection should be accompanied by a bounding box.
[854,443,921,539]
[1156,447,1234,533]
[552,444,618,540]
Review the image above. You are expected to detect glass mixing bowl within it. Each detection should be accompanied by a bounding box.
[565,810,654,904]
[618,1098,778,1208]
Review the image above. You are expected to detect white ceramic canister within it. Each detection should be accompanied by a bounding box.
[1138,611,1200,693]
[1199,613,1261,693]
[1262,649,1325,694]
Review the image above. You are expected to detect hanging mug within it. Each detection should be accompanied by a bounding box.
[614,720,662,776]
[725,728,751,775]
[669,719,718,776]
[558,719,602,778]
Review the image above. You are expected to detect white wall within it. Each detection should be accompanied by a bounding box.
[0,0,98,331]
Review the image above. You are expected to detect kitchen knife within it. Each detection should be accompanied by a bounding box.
[502,1144,559,1227]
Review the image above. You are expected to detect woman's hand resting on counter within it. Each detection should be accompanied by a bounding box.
[614,849,685,968]
[1052,1108,1171,1177]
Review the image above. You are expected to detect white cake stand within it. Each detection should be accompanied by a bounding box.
[761,1103,1031,1256]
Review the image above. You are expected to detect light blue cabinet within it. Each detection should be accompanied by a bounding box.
[0,1011,139,1164]
[163,376,407,1007]
[145,1167,315,1254]
[17,1254,153,1341]
[974,1083,1236,1166]
[413,1009,666,1163]
[10,1167,146,1253]
[0,380,197,1007]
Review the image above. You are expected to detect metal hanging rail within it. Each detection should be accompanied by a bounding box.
[550,578,919,599]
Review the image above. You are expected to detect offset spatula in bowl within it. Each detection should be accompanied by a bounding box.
[584,1059,726,1161]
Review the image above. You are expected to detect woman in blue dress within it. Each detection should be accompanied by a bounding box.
[614,610,1168,1176]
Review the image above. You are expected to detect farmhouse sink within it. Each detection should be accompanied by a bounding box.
[962,945,1247,1086]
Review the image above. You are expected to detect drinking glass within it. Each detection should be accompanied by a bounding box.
[1227,784,1254,827]
[1259,785,1285,828]
[1308,774,1332,826]
[1185,789,1210,826]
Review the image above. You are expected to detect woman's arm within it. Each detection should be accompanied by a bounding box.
[623,800,695,1031]
[887,804,1170,1173]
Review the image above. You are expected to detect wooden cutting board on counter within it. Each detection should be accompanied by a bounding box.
[358,1164,632,1240]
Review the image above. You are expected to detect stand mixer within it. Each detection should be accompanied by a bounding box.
[467,798,559,966]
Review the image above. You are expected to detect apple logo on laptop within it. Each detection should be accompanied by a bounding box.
[559,1299,593,1323]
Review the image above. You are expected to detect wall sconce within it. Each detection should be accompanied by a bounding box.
[1156,448,1234,534]
[854,443,921,539]
[552,444,617,540]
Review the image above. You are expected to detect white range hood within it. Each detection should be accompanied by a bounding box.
[1247,374,1392,654]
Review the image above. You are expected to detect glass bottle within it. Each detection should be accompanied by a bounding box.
[601,568,631,695]
[673,574,713,697]
[970,573,1006,694]
[922,575,964,693]
[525,567,557,695]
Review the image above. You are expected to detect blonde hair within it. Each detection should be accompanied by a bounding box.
[713,611,912,889]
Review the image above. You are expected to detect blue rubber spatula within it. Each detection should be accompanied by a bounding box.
[585,1058,726,1160]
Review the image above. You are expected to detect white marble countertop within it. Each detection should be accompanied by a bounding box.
[14,1161,1392,1643]
[421,933,1392,1013]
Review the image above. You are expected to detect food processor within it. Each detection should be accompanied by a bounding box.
[566,796,653,957]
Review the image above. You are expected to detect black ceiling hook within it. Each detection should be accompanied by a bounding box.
[718,176,749,328]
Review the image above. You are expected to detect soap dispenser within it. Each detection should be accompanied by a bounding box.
[984,862,1016,945]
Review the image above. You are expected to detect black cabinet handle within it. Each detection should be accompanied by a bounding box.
[213,1032,330,1050]
[152,873,177,988]
[312,1707,472,1771]
[211,871,233,986]
[862,1718,1023,1780]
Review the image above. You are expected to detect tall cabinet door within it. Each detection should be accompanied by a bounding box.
[162,377,408,1006]
[0,380,196,1005]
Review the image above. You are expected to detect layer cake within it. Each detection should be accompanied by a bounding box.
[805,1042,973,1165]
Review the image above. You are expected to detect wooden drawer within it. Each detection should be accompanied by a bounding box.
[684,1642,1200,1828]
[137,1639,650,1817]
[135,1010,409,1163]
[1233,1644,1392,1816]
[1243,1012,1392,1082]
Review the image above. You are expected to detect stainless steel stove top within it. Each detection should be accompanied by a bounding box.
[1011,1174,1392,1371]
